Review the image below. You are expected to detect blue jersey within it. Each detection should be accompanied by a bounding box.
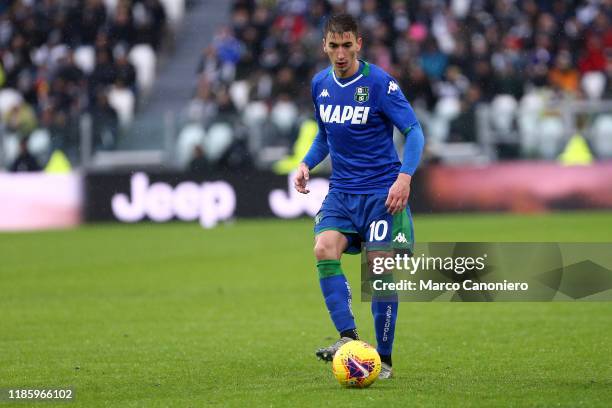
[303,60,423,194]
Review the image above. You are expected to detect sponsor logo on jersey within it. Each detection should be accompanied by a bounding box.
[387,80,398,94]
[319,89,330,98]
[354,86,369,103]
[319,104,370,124]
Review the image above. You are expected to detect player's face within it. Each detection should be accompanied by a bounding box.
[323,31,362,78]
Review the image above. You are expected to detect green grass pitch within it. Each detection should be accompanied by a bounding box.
[1,211,612,407]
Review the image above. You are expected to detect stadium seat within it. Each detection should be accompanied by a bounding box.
[536,116,565,159]
[108,86,135,128]
[204,122,234,163]
[426,141,487,165]
[242,101,274,164]
[518,92,546,156]
[426,116,450,144]
[518,114,539,157]
[74,46,96,74]
[490,94,518,134]
[176,123,205,167]
[184,99,206,122]
[0,88,23,117]
[28,128,52,164]
[451,0,471,17]
[270,101,298,133]
[229,80,250,111]
[519,92,546,113]
[591,114,612,159]
[103,0,118,13]
[2,134,19,167]
[581,72,606,100]
[49,44,69,66]
[243,101,269,126]
[128,44,157,96]
[427,97,460,143]
[435,97,461,121]
[159,0,185,28]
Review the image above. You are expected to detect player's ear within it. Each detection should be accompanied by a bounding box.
[322,37,327,52]
[356,36,362,52]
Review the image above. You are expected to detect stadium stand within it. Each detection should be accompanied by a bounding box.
[184,0,612,169]
[0,0,170,168]
[2,0,612,171]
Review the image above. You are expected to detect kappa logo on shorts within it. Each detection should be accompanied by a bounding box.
[393,232,408,244]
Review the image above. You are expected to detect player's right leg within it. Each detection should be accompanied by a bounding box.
[313,192,361,361]
[313,230,357,361]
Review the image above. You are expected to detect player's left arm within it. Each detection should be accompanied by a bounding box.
[380,77,425,214]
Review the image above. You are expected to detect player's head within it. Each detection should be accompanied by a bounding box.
[323,14,362,78]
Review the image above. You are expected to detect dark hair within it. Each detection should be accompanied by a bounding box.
[324,14,359,39]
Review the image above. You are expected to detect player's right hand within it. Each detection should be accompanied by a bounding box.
[294,162,310,194]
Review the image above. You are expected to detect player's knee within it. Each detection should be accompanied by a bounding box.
[314,240,339,260]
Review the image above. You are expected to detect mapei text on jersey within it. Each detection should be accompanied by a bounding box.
[319,104,371,124]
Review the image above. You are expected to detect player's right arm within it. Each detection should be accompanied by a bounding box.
[295,78,330,194]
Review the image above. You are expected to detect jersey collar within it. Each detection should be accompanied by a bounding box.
[331,60,370,88]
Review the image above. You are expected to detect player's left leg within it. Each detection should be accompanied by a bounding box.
[370,266,398,377]
[371,287,398,378]
[361,195,415,378]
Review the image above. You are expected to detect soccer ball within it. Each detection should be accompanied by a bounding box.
[332,340,381,388]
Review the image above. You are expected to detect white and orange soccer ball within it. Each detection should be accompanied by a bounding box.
[332,340,381,388]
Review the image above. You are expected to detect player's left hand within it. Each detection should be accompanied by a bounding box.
[385,173,412,215]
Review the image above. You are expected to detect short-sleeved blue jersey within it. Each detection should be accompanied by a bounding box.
[304,60,421,194]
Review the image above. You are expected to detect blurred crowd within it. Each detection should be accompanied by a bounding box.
[188,0,612,165]
[4,0,612,172]
[0,0,167,169]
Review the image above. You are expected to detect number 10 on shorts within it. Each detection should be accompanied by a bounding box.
[368,220,388,241]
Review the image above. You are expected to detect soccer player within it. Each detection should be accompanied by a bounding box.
[294,14,425,379]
